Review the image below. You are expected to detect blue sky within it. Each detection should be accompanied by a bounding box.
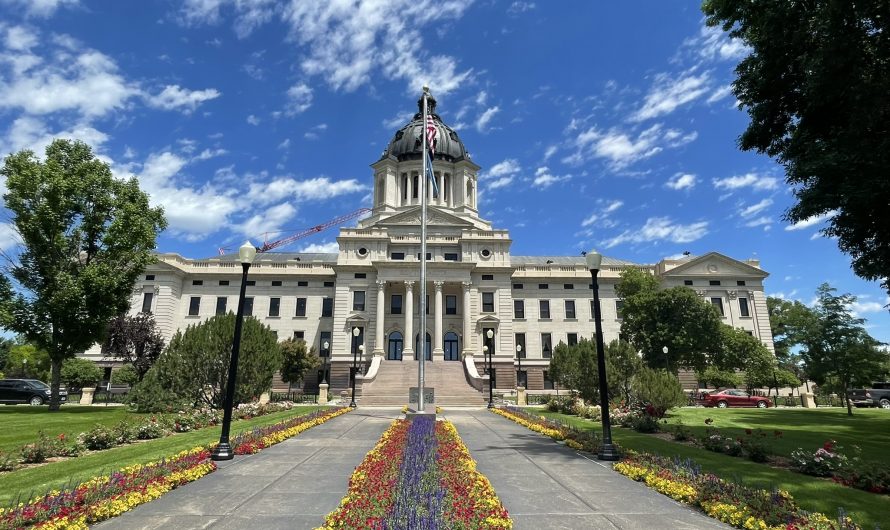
[0,0,887,343]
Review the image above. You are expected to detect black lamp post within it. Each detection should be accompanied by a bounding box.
[516,344,523,388]
[322,340,330,385]
[212,241,257,461]
[350,327,360,408]
[485,329,494,408]
[586,250,619,461]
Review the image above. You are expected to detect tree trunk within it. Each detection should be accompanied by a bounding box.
[49,357,62,411]
[844,377,853,416]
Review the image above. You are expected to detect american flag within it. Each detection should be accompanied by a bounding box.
[425,115,438,156]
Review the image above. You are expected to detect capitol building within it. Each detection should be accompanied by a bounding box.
[84,96,775,404]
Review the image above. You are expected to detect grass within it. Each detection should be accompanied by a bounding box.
[535,410,890,529]
[0,405,324,507]
[0,405,140,453]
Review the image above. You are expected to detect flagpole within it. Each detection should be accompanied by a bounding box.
[418,86,430,413]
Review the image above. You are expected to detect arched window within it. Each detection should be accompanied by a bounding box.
[415,332,432,361]
[401,173,408,204]
[412,173,419,199]
[444,332,459,361]
[387,331,403,360]
[444,174,450,204]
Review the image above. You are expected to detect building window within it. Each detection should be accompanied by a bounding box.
[515,333,526,358]
[145,274,155,280]
[514,299,525,319]
[192,280,203,286]
[539,300,551,319]
[565,300,576,319]
[272,280,282,287]
[354,291,366,311]
[445,295,457,315]
[219,280,229,286]
[567,333,578,346]
[215,297,227,315]
[543,370,554,390]
[416,252,432,260]
[244,297,254,316]
[387,331,404,360]
[563,284,574,290]
[513,283,523,289]
[739,297,750,317]
[294,330,304,340]
[188,296,200,316]
[269,297,280,317]
[615,300,624,318]
[391,294,403,314]
[710,280,721,286]
[141,292,153,313]
[482,292,495,313]
[297,281,308,287]
[322,297,333,317]
[296,297,307,317]
[711,297,724,316]
[324,281,335,287]
[444,253,459,261]
[538,283,549,289]
[482,274,494,281]
[355,273,367,279]
[542,333,552,358]
[737,280,747,286]
[246,280,256,286]
[391,252,405,260]
[412,174,419,198]
[684,280,693,286]
[320,331,331,357]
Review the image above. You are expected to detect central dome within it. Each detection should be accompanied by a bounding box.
[381,95,469,162]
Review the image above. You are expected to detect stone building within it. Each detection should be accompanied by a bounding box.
[82,95,774,404]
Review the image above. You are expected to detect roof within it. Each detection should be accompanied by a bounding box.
[210,252,338,263]
[381,94,469,162]
[511,256,645,267]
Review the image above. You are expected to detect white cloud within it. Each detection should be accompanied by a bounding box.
[486,159,520,178]
[247,114,260,125]
[581,199,623,227]
[666,173,696,190]
[603,217,708,248]
[5,25,38,51]
[565,123,696,169]
[278,138,291,150]
[0,115,109,157]
[631,70,711,122]
[179,0,277,39]
[488,177,513,190]
[713,172,779,191]
[476,106,499,132]
[238,202,297,237]
[0,0,79,17]
[299,240,339,253]
[744,216,773,228]
[246,176,367,205]
[0,223,21,251]
[147,85,221,113]
[850,300,885,317]
[532,166,570,188]
[508,1,536,13]
[740,198,773,218]
[543,145,557,161]
[194,148,227,161]
[785,211,838,231]
[383,111,413,129]
[688,25,749,62]
[707,85,733,104]
[285,83,313,115]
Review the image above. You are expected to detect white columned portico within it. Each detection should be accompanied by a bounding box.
[403,280,415,355]
[462,281,472,354]
[433,281,444,355]
[374,280,386,355]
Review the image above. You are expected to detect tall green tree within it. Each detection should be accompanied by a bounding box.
[801,284,888,415]
[767,297,818,362]
[549,339,599,403]
[279,338,320,389]
[0,140,166,410]
[7,343,51,380]
[604,339,641,404]
[101,313,165,381]
[703,1,890,297]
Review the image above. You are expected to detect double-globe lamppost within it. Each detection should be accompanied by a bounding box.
[586,250,619,461]
[350,327,361,408]
[484,329,495,408]
[516,344,523,388]
[212,241,257,461]
[322,340,330,384]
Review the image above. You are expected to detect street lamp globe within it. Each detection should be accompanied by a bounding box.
[662,345,669,354]
[239,241,257,264]
[486,329,494,339]
[482,345,488,353]
[353,327,360,337]
[516,345,521,353]
[585,250,602,271]
[323,341,330,350]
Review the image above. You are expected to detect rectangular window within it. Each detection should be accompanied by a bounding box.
[188,296,200,316]
[709,280,721,286]
[567,332,578,346]
[295,297,307,317]
[515,333,526,358]
[324,281,335,287]
[320,331,332,357]
[269,297,280,317]
[391,294,403,314]
[192,279,203,286]
[482,274,494,281]
[145,274,155,280]
[513,283,523,289]
[445,295,457,315]
[355,273,367,279]
[542,333,552,358]
[538,283,549,290]
[141,292,153,313]
[297,281,308,287]
[615,300,624,318]
[322,297,333,317]
[482,292,495,313]
[391,252,405,260]
[244,297,254,316]
[444,253,459,261]
[294,330,304,340]
[543,370,554,390]
[416,252,432,260]
[219,280,229,286]
[565,300,576,319]
[246,280,256,286]
[215,296,227,315]
[739,297,750,317]
[737,280,747,286]
[272,280,282,287]
[514,299,525,319]
[539,300,551,319]
[711,297,725,316]
[563,284,574,290]
[354,291,366,311]
[684,280,693,286]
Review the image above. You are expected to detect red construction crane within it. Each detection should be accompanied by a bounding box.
[218,208,372,255]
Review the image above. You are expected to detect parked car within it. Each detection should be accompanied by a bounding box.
[847,382,890,409]
[702,389,771,408]
[0,379,68,405]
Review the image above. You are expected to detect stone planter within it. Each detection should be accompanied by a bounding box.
[80,387,96,405]
[259,391,271,405]
[319,383,329,404]
[517,386,527,406]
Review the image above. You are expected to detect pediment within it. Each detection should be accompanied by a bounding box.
[476,314,501,324]
[662,252,768,278]
[372,207,477,229]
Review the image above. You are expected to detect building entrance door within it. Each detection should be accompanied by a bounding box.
[387,331,403,360]
[415,333,432,361]
[443,332,459,361]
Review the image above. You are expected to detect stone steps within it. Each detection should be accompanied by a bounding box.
[360,359,486,406]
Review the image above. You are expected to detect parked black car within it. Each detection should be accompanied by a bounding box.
[0,379,68,405]
[848,382,890,409]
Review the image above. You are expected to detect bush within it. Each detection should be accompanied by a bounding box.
[790,441,849,477]
[632,368,686,418]
[20,441,49,463]
[631,414,660,433]
[110,365,139,386]
[80,425,118,450]
[112,420,136,445]
[60,357,103,390]
[135,417,167,439]
[740,429,772,463]
[0,450,16,471]
[670,421,693,442]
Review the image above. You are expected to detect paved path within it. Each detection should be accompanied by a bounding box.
[98,408,727,530]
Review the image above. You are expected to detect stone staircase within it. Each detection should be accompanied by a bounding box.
[359,359,486,406]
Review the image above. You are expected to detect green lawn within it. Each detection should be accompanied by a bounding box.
[536,410,890,530]
[0,405,324,506]
[0,405,139,453]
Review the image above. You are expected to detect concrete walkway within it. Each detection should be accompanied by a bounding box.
[98,408,727,530]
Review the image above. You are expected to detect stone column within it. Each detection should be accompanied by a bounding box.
[433,281,444,356]
[319,383,329,404]
[462,281,472,354]
[403,281,415,355]
[374,280,386,355]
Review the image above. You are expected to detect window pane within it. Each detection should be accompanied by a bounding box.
[141,292,153,313]
[391,294,403,314]
[188,296,200,316]
[540,300,550,319]
[567,333,578,346]
[322,298,333,317]
[542,333,552,358]
[514,299,524,319]
[565,300,576,319]
[445,295,457,315]
[215,297,227,315]
[296,297,307,317]
[711,297,724,316]
[482,292,494,312]
[739,297,750,317]
[269,297,280,317]
[244,297,254,316]
[354,291,366,311]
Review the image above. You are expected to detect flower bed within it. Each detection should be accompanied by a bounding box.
[319,417,512,529]
[229,407,351,455]
[492,406,604,454]
[614,452,861,530]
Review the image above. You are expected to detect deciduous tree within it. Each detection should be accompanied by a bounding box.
[101,313,165,381]
[279,338,321,390]
[0,140,166,410]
